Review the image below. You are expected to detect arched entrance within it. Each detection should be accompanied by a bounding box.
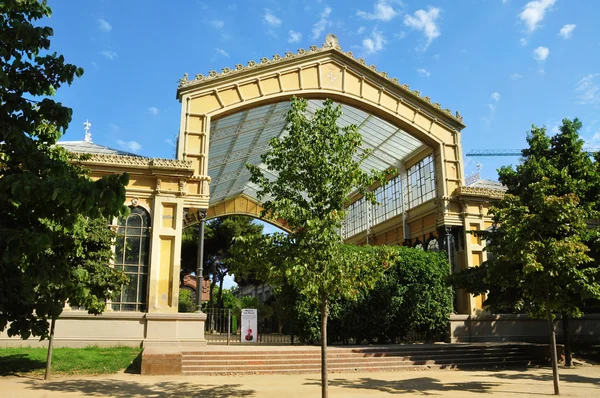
[175,36,466,230]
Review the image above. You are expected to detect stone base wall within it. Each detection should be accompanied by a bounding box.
[450,313,600,343]
[141,348,182,375]
[0,311,207,349]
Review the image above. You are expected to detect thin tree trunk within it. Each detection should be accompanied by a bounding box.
[320,296,329,398]
[546,301,560,395]
[562,313,572,367]
[216,271,226,309]
[209,277,217,330]
[44,317,56,380]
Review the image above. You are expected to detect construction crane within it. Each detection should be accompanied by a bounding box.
[466,149,521,157]
[467,148,600,157]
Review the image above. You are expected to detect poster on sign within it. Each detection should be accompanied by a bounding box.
[241,308,258,343]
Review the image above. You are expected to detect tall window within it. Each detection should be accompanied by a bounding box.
[112,207,151,311]
[407,155,436,208]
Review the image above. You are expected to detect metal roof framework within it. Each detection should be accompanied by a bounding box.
[208,99,426,205]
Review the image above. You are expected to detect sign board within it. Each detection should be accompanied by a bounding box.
[241,308,258,343]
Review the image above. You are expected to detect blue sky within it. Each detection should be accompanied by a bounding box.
[47,0,599,181]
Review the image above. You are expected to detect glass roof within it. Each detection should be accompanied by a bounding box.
[208,99,426,204]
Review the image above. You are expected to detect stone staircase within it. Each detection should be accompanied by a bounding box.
[181,344,543,376]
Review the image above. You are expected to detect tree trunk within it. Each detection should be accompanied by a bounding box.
[320,296,329,398]
[209,277,217,330]
[546,302,560,395]
[216,271,226,309]
[44,317,56,380]
[562,313,572,367]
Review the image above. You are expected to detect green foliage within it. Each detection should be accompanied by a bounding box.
[180,216,263,308]
[178,289,196,313]
[241,98,393,307]
[279,247,452,344]
[0,1,129,340]
[450,118,600,318]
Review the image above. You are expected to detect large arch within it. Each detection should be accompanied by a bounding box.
[176,38,466,231]
[183,196,290,232]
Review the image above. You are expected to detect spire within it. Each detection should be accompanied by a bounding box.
[84,120,92,143]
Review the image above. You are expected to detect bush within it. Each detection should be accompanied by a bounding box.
[178,288,196,313]
[282,246,453,344]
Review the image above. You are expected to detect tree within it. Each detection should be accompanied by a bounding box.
[450,119,600,396]
[180,216,263,311]
[38,215,128,378]
[0,1,129,378]
[243,97,392,398]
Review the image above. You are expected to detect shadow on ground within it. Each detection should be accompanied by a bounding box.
[0,354,45,376]
[24,380,255,397]
[304,377,499,395]
[489,369,600,387]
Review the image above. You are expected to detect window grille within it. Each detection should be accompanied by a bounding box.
[407,155,436,208]
[112,206,151,312]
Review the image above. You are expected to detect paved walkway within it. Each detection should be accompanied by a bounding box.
[0,366,598,397]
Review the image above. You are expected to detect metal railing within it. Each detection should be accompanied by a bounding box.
[204,308,293,345]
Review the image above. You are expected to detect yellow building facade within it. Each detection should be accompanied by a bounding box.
[1,35,511,348]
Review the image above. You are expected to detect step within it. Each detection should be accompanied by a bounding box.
[182,359,533,376]
[182,347,528,360]
[182,350,530,362]
[182,352,534,366]
[182,355,534,372]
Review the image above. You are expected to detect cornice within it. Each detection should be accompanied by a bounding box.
[80,154,193,170]
[454,186,505,199]
[176,39,465,128]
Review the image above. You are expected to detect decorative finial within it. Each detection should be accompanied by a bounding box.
[84,120,92,143]
[324,33,339,48]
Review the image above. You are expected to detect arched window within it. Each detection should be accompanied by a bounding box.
[112,207,151,311]
[426,237,439,252]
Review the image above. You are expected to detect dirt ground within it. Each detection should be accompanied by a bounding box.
[0,366,598,397]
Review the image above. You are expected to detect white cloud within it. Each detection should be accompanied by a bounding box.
[215,48,230,57]
[100,50,118,60]
[491,92,501,102]
[357,0,399,22]
[97,18,112,32]
[117,140,142,152]
[209,20,224,29]
[148,106,159,116]
[404,7,442,49]
[510,73,523,80]
[520,38,527,46]
[362,29,386,54]
[417,68,430,77]
[288,30,302,43]
[502,0,510,4]
[395,31,406,39]
[575,74,600,106]
[519,0,555,32]
[487,104,496,112]
[559,24,576,39]
[264,9,282,27]
[357,26,366,35]
[533,46,549,61]
[312,7,332,40]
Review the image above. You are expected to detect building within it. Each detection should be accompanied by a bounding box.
[5,34,591,348]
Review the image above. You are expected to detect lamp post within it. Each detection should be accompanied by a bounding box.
[196,210,207,313]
